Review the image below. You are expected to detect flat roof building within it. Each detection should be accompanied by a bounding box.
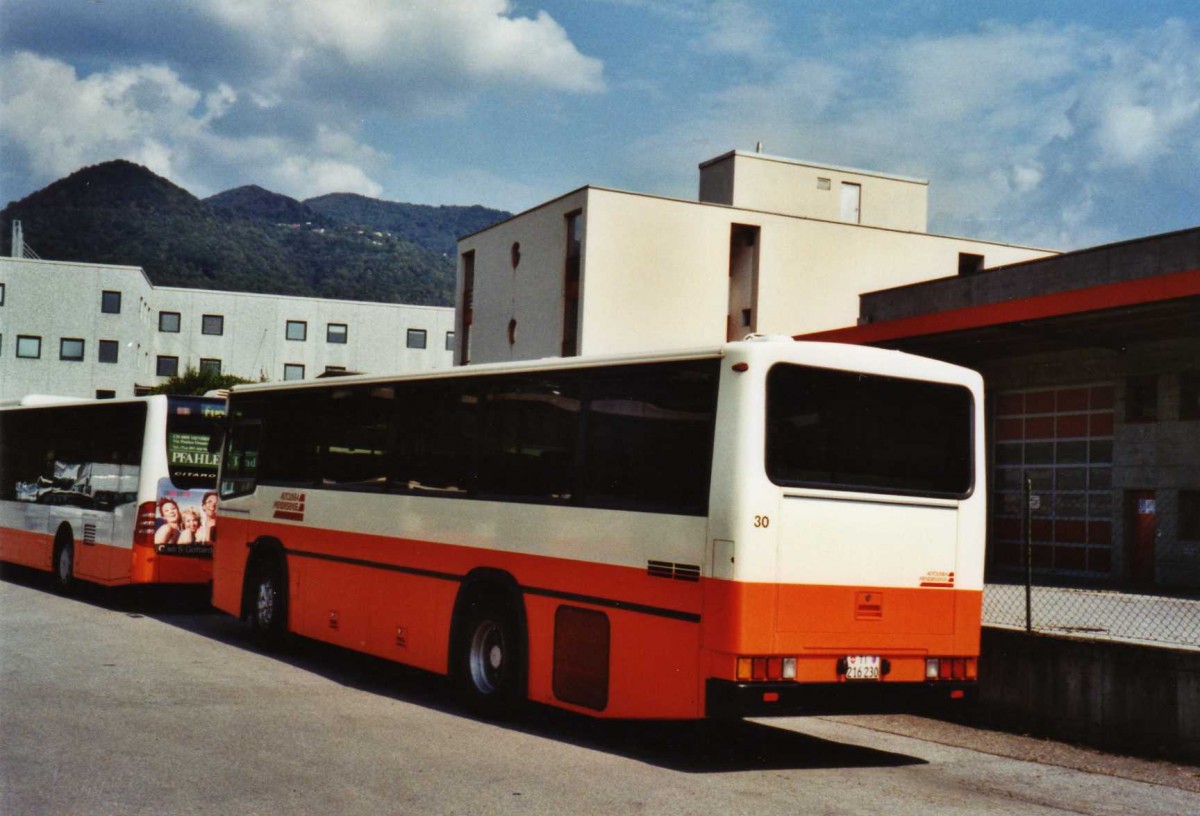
[0,257,455,402]
[454,149,1056,366]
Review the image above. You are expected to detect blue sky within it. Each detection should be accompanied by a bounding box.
[1,0,1197,250]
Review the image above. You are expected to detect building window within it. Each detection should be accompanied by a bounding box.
[16,335,41,359]
[98,340,119,364]
[159,311,181,333]
[327,323,348,344]
[459,250,475,365]
[406,328,427,349]
[286,320,307,341]
[445,330,455,351]
[1180,371,1200,421]
[101,290,122,314]
[96,390,116,400]
[816,177,831,191]
[60,338,85,361]
[156,355,179,377]
[1126,375,1158,422]
[0,282,5,305]
[199,358,222,375]
[202,314,225,336]
[324,365,347,375]
[562,210,583,357]
[284,363,305,381]
[958,253,985,276]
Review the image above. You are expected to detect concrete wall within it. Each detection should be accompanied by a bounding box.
[457,186,1054,365]
[755,218,1054,339]
[0,259,155,399]
[977,628,1200,762]
[699,151,930,233]
[152,287,454,383]
[860,226,1200,323]
[455,189,588,364]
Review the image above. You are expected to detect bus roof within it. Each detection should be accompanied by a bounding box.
[227,337,981,397]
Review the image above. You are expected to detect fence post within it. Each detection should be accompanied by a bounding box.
[1024,473,1033,633]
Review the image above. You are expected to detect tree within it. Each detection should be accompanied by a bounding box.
[144,367,258,396]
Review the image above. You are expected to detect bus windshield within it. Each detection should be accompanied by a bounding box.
[165,397,226,490]
[765,364,974,498]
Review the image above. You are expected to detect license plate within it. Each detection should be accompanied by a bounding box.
[844,655,881,681]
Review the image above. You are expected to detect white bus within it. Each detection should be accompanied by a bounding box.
[212,338,984,718]
[0,395,226,589]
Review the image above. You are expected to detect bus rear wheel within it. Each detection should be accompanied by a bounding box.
[53,536,75,594]
[456,598,523,716]
[248,559,286,648]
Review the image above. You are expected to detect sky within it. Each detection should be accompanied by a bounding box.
[1,0,1198,251]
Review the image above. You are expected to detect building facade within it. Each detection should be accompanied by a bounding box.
[803,228,1200,590]
[0,257,455,401]
[454,150,1056,365]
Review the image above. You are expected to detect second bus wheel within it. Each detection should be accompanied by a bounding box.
[457,598,524,715]
[53,535,75,592]
[248,559,287,648]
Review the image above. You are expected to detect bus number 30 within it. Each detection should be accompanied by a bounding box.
[754,515,770,528]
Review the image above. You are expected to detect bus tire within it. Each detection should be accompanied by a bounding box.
[247,557,287,649]
[455,596,524,716]
[52,529,75,594]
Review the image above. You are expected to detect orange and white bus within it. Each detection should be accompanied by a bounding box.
[0,395,226,590]
[212,338,984,718]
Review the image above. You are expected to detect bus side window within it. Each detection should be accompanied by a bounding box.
[478,376,580,502]
[221,422,262,498]
[392,383,478,495]
[325,385,394,489]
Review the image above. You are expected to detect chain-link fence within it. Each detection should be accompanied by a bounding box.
[983,582,1200,650]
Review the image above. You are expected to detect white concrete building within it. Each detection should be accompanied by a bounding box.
[455,150,1058,365]
[0,257,455,401]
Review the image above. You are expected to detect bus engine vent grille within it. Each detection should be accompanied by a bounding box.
[647,560,701,582]
[83,524,97,544]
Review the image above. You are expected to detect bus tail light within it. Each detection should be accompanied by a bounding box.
[134,501,158,546]
[925,657,977,682]
[736,656,797,682]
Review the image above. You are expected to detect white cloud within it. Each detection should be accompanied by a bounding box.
[633,18,1200,249]
[0,52,385,200]
[204,0,604,102]
[0,53,199,185]
[695,0,776,59]
[0,1,604,203]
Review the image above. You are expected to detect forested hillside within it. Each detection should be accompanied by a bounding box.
[1,161,510,306]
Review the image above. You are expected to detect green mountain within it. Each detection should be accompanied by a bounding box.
[204,184,331,228]
[1,161,510,306]
[305,193,508,257]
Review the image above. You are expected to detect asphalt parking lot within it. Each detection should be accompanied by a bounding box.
[3,568,1197,816]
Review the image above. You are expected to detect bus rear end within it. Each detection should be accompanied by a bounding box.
[703,341,984,717]
[129,396,226,584]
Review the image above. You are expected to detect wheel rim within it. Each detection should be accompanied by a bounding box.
[468,620,505,695]
[255,578,276,628]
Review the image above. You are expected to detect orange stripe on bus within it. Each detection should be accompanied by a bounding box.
[213,518,980,718]
[0,528,54,571]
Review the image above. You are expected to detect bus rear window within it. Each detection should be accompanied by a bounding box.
[166,397,226,489]
[766,364,973,498]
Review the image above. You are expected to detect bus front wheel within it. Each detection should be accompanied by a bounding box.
[456,598,523,715]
